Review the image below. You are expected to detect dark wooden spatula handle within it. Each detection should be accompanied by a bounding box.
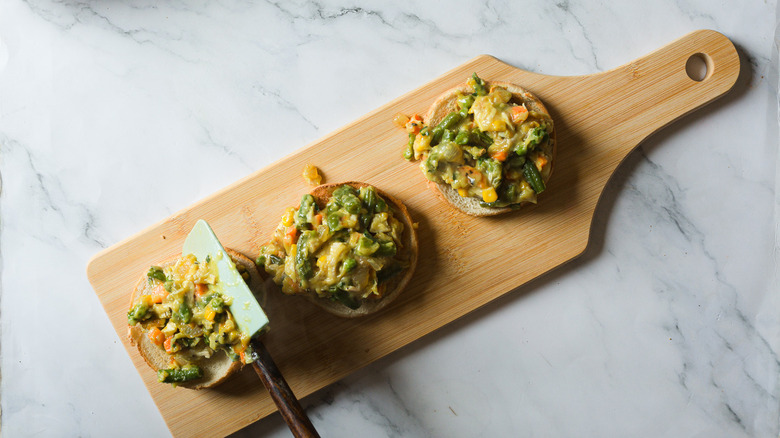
[251,339,320,438]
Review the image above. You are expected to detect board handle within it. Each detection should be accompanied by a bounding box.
[586,29,740,157]
[251,339,321,438]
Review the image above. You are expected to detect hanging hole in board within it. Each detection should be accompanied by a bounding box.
[685,53,713,82]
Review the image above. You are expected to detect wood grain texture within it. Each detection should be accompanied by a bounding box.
[87,30,739,437]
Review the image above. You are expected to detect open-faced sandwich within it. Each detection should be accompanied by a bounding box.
[127,248,263,388]
[399,73,555,216]
[256,182,418,317]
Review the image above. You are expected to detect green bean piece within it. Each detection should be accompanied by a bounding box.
[403,133,415,160]
[523,161,546,194]
[472,73,487,96]
[297,257,313,281]
[147,266,166,283]
[175,299,192,324]
[355,235,380,256]
[332,185,358,201]
[209,294,225,312]
[374,197,387,212]
[442,129,456,142]
[295,232,314,280]
[457,94,475,112]
[127,303,149,325]
[359,213,371,231]
[157,365,203,384]
[341,194,361,214]
[470,129,492,147]
[432,127,444,145]
[424,150,440,174]
[477,130,493,146]
[454,130,470,145]
[437,112,463,130]
[268,254,283,265]
[295,194,316,228]
[327,213,342,231]
[342,257,357,273]
[362,187,378,213]
[508,155,526,169]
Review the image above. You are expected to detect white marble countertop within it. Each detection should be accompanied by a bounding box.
[2,1,778,437]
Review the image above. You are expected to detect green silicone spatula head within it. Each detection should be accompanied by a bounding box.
[182,219,268,338]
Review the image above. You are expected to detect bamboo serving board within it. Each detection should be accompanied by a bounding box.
[87,30,739,437]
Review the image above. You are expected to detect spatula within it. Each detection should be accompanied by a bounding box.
[183,219,319,438]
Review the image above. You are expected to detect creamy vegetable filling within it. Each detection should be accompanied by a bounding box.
[402,73,554,208]
[127,253,253,384]
[257,185,406,310]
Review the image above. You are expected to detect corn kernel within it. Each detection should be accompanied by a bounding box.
[204,307,216,322]
[458,188,468,197]
[482,187,498,203]
[413,132,432,154]
[302,164,322,186]
[491,120,506,131]
[281,207,295,227]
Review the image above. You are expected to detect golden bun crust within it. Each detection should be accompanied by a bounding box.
[295,181,418,317]
[127,249,262,389]
[424,80,556,217]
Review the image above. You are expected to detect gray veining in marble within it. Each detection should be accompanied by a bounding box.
[1,0,778,437]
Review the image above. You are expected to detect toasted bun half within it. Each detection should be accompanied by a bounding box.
[127,248,262,389]
[301,182,418,317]
[424,80,556,216]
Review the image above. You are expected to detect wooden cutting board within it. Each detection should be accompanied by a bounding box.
[87,29,739,437]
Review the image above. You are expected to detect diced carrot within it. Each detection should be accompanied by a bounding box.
[148,328,165,346]
[511,105,529,123]
[151,284,168,304]
[314,213,323,227]
[163,337,174,353]
[535,155,549,169]
[490,150,508,162]
[239,351,246,363]
[194,283,208,297]
[204,307,216,322]
[405,114,423,134]
[283,226,298,245]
